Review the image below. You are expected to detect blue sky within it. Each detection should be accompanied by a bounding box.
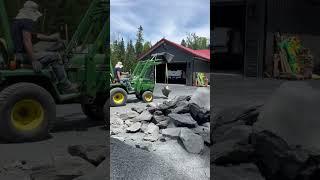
[110,0,210,45]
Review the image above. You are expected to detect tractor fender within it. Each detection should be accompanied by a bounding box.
[0,75,59,103]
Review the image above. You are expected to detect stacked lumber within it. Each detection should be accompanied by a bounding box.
[272,33,315,80]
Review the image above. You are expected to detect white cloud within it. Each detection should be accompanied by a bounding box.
[111,0,210,45]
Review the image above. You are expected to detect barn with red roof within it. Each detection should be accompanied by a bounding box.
[138,38,210,86]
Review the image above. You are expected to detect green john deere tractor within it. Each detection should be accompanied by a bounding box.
[0,0,109,142]
[110,52,173,107]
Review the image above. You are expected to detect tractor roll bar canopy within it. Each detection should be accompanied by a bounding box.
[151,52,174,63]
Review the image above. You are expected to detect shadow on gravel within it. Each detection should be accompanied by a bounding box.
[51,117,105,133]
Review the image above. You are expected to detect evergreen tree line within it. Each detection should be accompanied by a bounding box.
[111,25,209,73]
[111,26,152,73]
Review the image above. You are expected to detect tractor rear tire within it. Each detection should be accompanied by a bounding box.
[142,91,154,103]
[81,104,104,121]
[110,88,127,107]
[0,83,55,142]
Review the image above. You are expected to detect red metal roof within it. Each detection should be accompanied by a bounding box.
[138,38,210,62]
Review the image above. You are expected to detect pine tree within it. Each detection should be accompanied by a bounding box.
[119,38,126,70]
[126,40,136,72]
[135,25,144,58]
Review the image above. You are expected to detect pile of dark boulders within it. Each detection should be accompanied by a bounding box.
[211,104,320,180]
[111,88,211,154]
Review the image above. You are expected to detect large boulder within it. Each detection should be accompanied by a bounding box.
[250,131,291,178]
[190,87,210,111]
[256,81,320,149]
[215,125,253,144]
[211,140,254,165]
[189,103,210,125]
[161,128,184,139]
[191,125,210,144]
[179,128,204,154]
[169,113,197,128]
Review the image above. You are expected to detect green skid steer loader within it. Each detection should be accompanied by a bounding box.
[110,52,173,107]
[0,0,109,142]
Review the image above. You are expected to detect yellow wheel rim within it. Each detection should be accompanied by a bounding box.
[144,93,153,102]
[11,99,44,131]
[113,92,125,105]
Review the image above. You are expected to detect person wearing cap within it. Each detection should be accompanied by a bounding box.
[11,1,77,93]
[114,61,123,83]
[113,62,132,90]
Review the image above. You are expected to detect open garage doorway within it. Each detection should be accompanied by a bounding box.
[156,63,187,84]
[212,1,246,74]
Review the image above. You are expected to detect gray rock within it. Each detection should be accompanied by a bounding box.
[215,125,252,143]
[191,126,210,144]
[131,107,145,114]
[144,123,159,142]
[179,128,204,154]
[152,115,170,124]
[213,164,264,180]
[250,131,290,177]
[214,105,262,128]
[169,113,197,128]
[175,100,189,108]
[156,120,170,129]
[161,128,183,139]
[212,120,246,144]
[146,123,159,134]
[202,122,210,128]
[133,111,153,122]
[211,140,254,165]
[190,87,210,111]
[171,104,190,114]
[110,127,124,135]
[189,103,210,125]
[140,122,149,133]
[120,111,139,120]
[68,144,106,166]
[126,122,142,133]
